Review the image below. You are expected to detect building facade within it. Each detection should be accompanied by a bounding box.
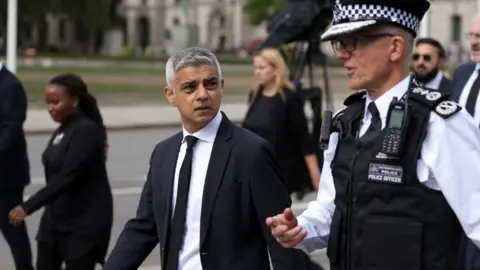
[20,0,480,58]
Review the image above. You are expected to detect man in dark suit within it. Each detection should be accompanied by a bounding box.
[412,37,451,92]
[0,63,34,270]
[450,15,480,270]
[103,47,310,270]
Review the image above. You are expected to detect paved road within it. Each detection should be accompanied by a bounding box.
[0,128,329,269]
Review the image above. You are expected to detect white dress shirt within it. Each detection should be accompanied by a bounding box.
[296,75,480,253]
[172,111,222,270]
[459,63,480,125]
[423,71,444,89]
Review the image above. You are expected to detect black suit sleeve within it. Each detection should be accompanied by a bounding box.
[249,141,304,270]
[286,92,316,156]
[22,124,100,214]
[103,153,159,270]
[0,80,27,158]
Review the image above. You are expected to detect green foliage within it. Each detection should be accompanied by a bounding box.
[57,0,114,29]
[0,0,50,26]
[0,0,119,31]
[243,0,286,26]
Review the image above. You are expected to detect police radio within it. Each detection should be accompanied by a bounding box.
[319,111,333,150]
[382,97,409,157]
[320,110,343,150]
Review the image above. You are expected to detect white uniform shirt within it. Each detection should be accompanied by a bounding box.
[296,75,480,252]
[423,71,444,89]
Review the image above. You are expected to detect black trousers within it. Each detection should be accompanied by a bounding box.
[0,188,34,270]
[36,241,97,270]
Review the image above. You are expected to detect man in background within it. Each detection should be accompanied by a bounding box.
[412,37,451,92]
[451,15,480,126]
[0,63,33,270]
[450,15,480,270]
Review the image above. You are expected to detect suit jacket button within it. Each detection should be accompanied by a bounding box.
[201,252,208,256]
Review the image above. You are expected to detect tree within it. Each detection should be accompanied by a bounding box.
[243,0,286,26]
[57,0,113,30]
[55,0,118,53]
[0,0,119,52]
[0,0,55,50]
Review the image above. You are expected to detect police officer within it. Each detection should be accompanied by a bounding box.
[266,0,480,269]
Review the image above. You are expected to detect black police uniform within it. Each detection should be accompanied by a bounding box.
[295,0,479,269]
[327,83,462,270]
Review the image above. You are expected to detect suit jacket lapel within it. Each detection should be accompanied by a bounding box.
[454,64,475,102]
[200,113,233,246]
[159,132,182,247]
[438,77,450,93]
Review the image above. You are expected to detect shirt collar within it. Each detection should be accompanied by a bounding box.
[424,71,444,89]
[182,111,222,143]
[364,75,411,121]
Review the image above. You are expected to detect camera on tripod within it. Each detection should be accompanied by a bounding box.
[255,0,335,170]
[255,0,335,109]
[260,0,334,52]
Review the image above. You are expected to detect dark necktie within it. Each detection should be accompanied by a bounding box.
[165,135,198,270]
[362,102,381,137]
[466,70,480,117]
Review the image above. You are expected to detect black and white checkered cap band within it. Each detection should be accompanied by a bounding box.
[321,4,420,40]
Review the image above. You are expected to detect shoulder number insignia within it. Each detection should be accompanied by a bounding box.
[412,87,443,101]
[409,86,449,109]
[434,100,462,118]
[426,91,442,101]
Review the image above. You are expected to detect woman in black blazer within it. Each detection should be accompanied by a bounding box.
[243,48,321,195]
[9,73,113,270]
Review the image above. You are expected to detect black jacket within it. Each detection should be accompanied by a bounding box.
[22,112,113,264]
[243,89,317,193]
[104,113,310,270]
[0,66,30,192]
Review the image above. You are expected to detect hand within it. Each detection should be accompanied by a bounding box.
[266,208,307,248]
[9,206,27,226]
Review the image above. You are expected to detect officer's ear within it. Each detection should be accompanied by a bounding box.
[388,35,405,62]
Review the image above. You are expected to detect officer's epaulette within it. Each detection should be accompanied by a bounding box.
[343,90,367,106]
[409,84,461,119]
[433,100,462,119]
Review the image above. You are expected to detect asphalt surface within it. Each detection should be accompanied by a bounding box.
[0,128,329,270]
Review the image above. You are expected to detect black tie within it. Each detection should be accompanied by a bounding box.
[363,102,381,137]
[466,70,480,117]
[165,135,198,270]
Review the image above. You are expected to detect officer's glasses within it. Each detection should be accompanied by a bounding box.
[465,32,480,40]
[331,33,394,54]
[412,53,431,62]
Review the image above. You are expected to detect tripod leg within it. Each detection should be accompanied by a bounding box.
[321,52,334,111]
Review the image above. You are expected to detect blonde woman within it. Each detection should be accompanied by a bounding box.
[242,48,321,195]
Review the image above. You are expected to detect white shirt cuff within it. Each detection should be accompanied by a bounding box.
[294,216,329,253]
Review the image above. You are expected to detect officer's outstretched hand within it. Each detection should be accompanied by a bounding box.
[266,208,307,248]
